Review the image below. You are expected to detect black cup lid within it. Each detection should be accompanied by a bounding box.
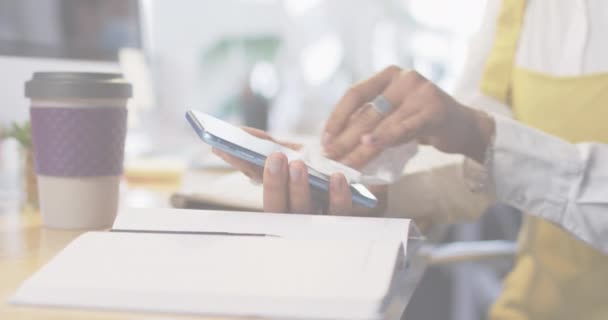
[25,72,132,99]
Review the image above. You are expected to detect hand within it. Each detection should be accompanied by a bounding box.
[212,128,386,215]
[322,66,495,167]
[212,127,301,182]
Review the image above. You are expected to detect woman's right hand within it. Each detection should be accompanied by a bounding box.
[322,66,495,167]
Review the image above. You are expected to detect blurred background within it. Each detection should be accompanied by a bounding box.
[0,0,488,136]
[0,1,521,320]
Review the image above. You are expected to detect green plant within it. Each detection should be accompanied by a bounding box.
[202,35,281,66]
[200,35,282,119]
[2,121,32,149]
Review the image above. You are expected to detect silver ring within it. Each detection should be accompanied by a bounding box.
[369,95,394,116]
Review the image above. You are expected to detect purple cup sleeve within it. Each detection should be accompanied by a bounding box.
[30,106,127,177]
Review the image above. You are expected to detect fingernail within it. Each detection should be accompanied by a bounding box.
[322,132,332,146]
[267,155,283,175]
[289,165,301,182]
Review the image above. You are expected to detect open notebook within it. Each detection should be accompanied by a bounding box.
[11,208,422,320]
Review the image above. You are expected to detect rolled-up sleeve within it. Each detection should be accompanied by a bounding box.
[490,116,608,253]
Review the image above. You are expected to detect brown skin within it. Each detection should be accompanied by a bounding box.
[215,66,495,217]
[322,65,494,166]
[212,128,386,216]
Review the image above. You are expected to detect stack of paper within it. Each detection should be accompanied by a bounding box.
[11,208,420,320]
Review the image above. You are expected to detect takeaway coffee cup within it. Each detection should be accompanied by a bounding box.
[26,72,132,229]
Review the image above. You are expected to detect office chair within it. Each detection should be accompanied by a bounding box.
[416,204,521,320]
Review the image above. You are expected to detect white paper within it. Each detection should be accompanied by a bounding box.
[12,208,414,319]
[113,207,411,246]
[12,232,403,320]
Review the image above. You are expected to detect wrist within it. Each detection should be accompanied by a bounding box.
[421,102,496,162]
[472,110,495,163]
[452,106,495,163]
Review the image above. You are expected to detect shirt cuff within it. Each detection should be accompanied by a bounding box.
[485,115,581,220]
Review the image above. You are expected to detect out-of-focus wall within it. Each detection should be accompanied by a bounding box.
[146,0,283,125]
[146,0,488,135]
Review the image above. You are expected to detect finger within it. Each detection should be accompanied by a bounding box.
[242,127,302,150]
[287,161,313,213]
[327,173,353,215]
[212,148,263,180]
[355,111,421,152]
[277,140,303,151]
[358,81,430,148]
[242,127,275,140]
[363,111,427,148]
[374,69,423,115]
[323,65,401,144]
[324,70,423,159]
[323,103,384,159]
[263,152,289,213]
[339,141,383,170]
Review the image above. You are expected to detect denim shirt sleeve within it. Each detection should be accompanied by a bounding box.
[488,115,608,253]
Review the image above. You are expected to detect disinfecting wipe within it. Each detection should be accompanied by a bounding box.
[295,142,418,185]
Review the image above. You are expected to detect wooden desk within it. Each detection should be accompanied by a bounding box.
[0,184,235,320]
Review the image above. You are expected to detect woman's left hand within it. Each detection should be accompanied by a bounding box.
[212,128,386,215]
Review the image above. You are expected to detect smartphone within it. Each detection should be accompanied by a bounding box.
[186,110,377,209]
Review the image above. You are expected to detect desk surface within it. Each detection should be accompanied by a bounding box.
[0,180,237,320]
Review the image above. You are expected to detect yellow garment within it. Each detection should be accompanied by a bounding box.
[480,1,608,320]
[480,0,527,102]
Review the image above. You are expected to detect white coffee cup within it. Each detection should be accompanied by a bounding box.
[27,73,131,229]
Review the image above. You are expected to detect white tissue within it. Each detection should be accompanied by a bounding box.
[295,142,418,185]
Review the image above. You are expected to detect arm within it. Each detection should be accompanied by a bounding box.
[385,147,492,225]
[321,63,608,253]
[385,0,506,225]
[482,116,608,253]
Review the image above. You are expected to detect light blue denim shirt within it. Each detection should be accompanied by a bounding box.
[478,115,608,253]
